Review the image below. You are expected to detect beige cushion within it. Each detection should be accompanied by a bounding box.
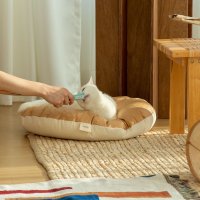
[18,97,156,141]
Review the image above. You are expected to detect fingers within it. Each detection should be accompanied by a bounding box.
[46,87,74,107]
[63,94,74,105]
[54,97,68,107]
[62,88,74,105]
[64,96,69,105]
[68,93,74,105]
[53,98,64,108]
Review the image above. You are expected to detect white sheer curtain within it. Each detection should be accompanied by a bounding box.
[193,0,200,38]
[0,0,82,105]
[80,0,96,85]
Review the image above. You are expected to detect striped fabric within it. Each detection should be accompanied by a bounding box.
[46,195,99,200]
[0,175,185,200]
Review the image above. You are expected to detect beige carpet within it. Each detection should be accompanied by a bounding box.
[28,129,191,180]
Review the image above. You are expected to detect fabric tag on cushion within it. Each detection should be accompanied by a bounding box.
[79,123,92,132]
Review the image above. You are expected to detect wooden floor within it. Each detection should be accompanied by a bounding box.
[0,103,168,185]
[0,103,48,184]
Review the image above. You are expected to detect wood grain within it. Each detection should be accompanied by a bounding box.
[154,38,200,58]
[152,0,158,111]
[119,0,127,96]
[96,0,126,96]
[187,58,200,131]
[0,103,48,184]
[188,0,193,38]
[169,60,186,134]
[154,38,200,133]
[157,0,188,118]
[96,0,190,109]
[127,0,153,102]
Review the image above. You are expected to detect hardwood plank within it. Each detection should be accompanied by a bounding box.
[127,0,153,102]
[188,0,193,38]
[187,58,200,131]
[96,0,121,96]
[169,60,186,134]
[152,0,158,111]
[119,0,127,96]
[0,103,48,184]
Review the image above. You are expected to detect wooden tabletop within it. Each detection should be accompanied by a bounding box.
[154,38,200,58]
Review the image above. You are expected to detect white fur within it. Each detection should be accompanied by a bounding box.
[77,77,117,119]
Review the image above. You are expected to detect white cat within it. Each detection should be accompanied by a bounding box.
[77,77,117,119]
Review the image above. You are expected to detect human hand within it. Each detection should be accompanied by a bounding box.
[41,85,74,107]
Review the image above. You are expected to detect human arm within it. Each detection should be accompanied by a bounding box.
[0,71,74,107]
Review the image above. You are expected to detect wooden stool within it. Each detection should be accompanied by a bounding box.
[154,38,200,134]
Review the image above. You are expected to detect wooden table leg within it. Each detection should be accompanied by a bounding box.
[169,60,186,134]
[187,58,200,131]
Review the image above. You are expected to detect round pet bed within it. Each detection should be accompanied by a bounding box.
[18,96,156,141]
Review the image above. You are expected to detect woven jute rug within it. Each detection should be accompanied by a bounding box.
[27,128,200,196]
[28,128,190,179]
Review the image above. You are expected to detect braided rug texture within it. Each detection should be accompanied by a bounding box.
[28,129,190,180]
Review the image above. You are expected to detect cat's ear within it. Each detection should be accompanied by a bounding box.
[88,77,94,84]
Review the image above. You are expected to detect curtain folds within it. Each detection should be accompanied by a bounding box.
[0,0,82,105]
[193,0,200,38]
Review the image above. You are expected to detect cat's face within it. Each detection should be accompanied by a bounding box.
[77,77,100,108]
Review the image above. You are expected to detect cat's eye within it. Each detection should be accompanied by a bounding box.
[82,88,86,92]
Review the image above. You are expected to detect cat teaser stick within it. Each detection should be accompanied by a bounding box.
[169,14,200,25]
[73,92,85,100]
